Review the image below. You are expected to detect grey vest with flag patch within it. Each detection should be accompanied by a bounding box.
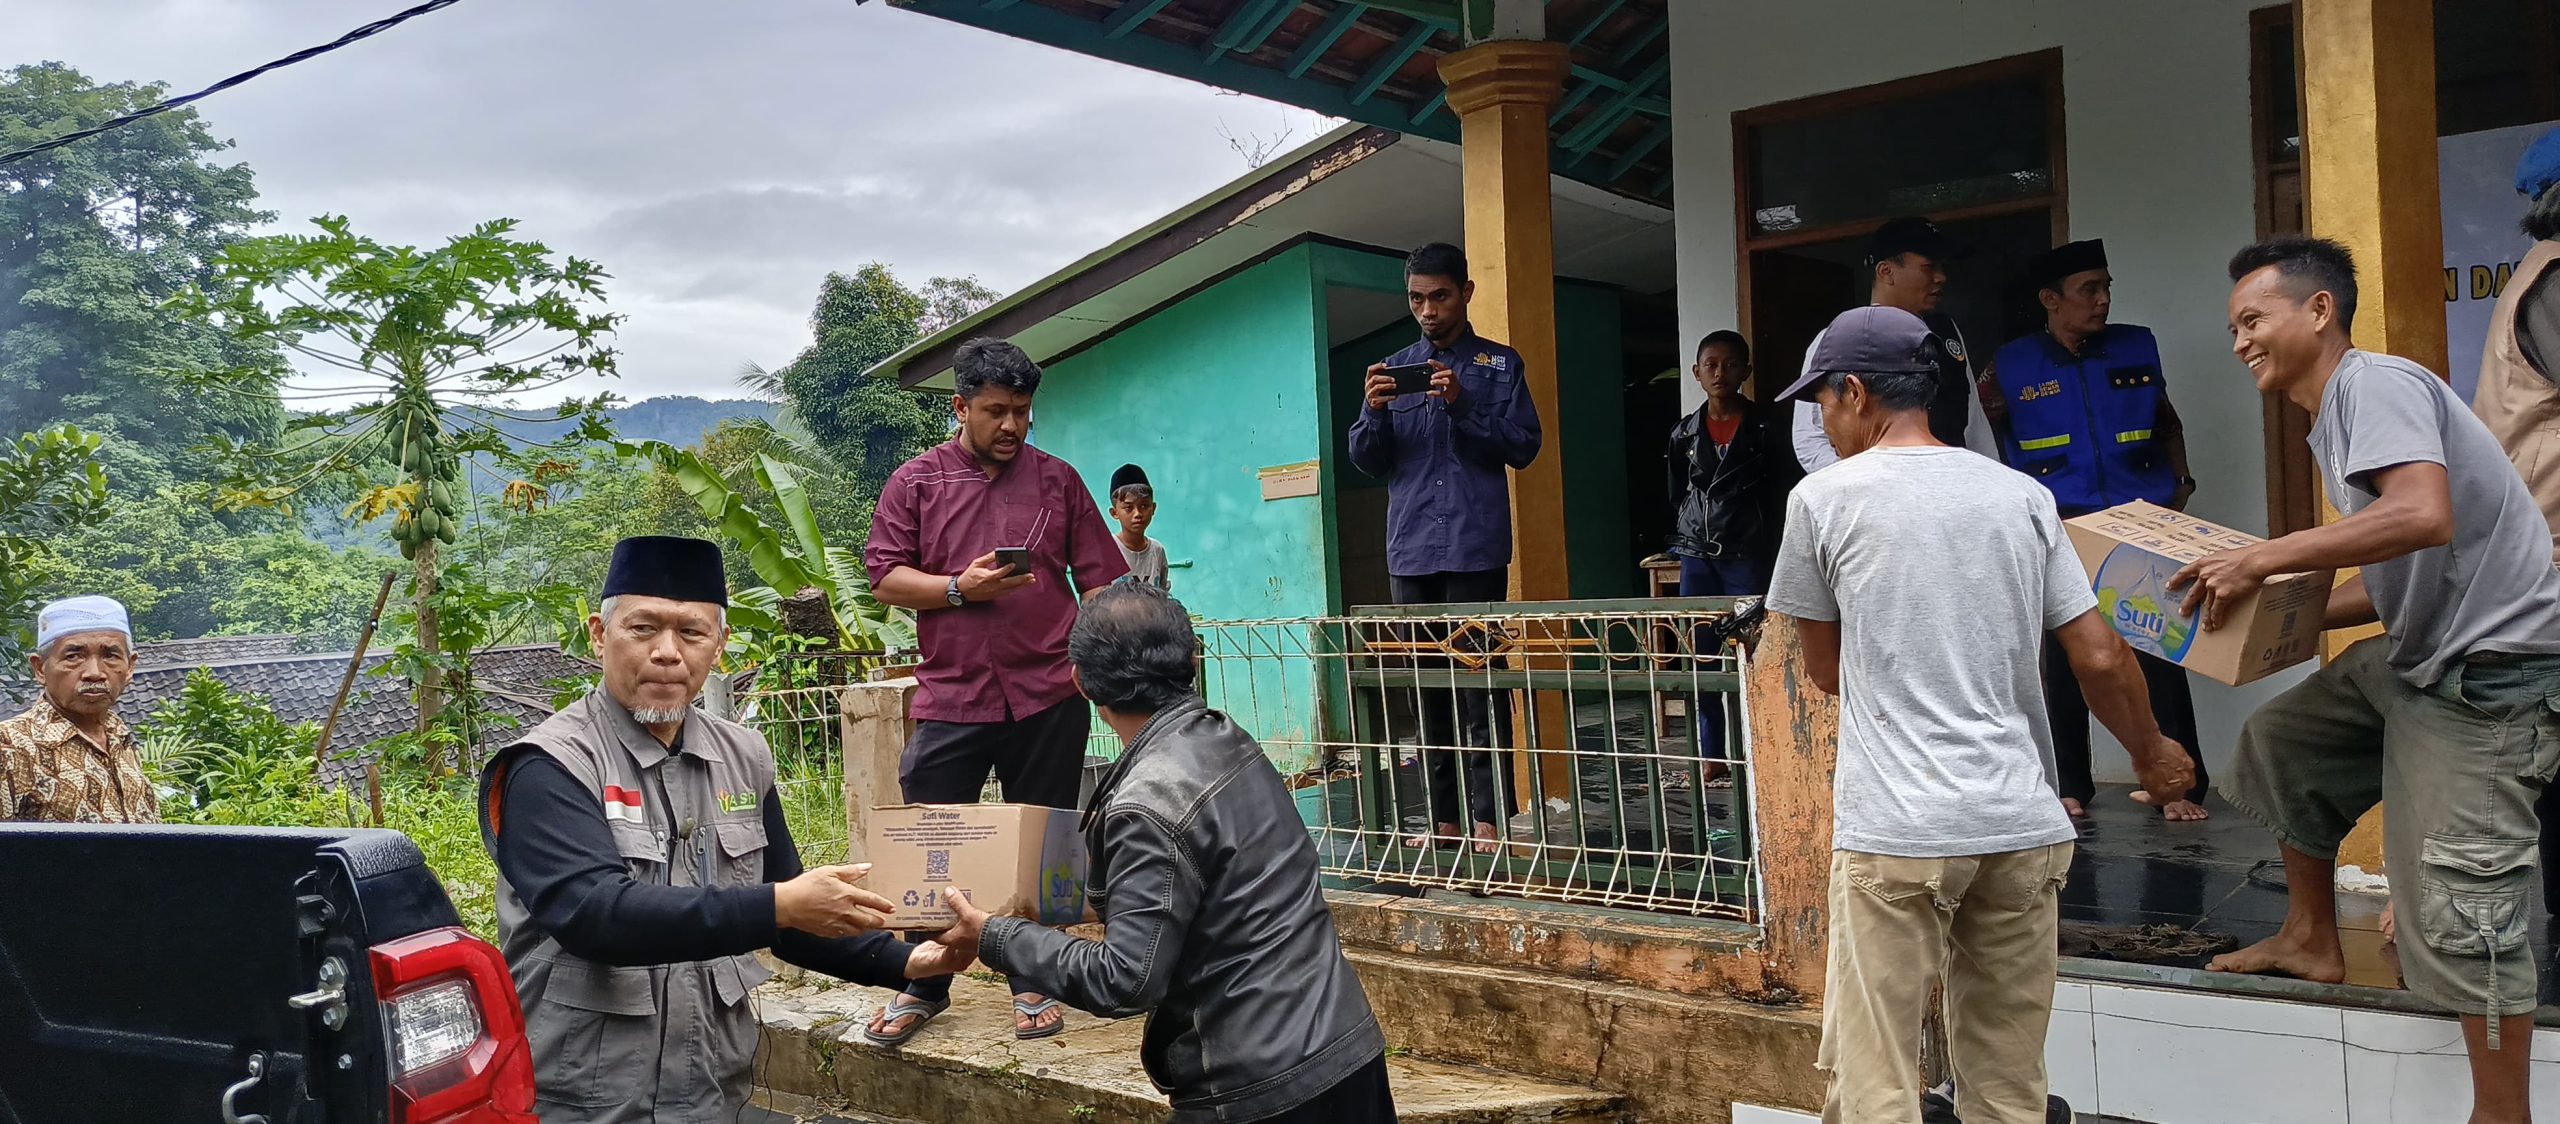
[485,689,778,1124]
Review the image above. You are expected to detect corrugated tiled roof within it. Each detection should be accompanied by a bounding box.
[0,644,596,781]
[134,634,318,665]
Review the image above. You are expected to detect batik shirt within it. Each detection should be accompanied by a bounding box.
[0,696,159,823]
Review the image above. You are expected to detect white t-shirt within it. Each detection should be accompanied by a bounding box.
[1763,445,2090,857]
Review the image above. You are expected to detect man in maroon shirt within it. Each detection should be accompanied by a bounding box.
[860,336,1130,1045]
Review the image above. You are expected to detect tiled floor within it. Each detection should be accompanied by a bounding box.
[2060,783,2558,1001]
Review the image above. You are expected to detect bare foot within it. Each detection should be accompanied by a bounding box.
[1403,821,1459,851]
[2150,796,2209,822]
[1472,822,1500,855]
[2060,797,2086,817]
[2379,902,2395,945]
[1014,992,1063,1036]
[2207,929,2348,983]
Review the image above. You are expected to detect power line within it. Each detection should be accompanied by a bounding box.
[0,0,467,168]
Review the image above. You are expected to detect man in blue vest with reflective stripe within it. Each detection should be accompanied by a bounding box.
[1986,238,2209,822]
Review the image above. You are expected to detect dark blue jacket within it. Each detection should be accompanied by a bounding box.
[1346,329,1543,577]
[1988,323,2179,516]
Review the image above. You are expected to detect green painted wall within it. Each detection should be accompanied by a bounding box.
[1557,281,1633,599]
[1031,246,1330,768]
[1035,245,1330,621]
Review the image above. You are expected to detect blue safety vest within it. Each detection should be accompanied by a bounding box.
[1989,324,2178,516]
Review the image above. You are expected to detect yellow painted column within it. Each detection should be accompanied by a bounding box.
[1438,40,1572,604]
[2300,0,2440,873]
[1439,40,1574,817]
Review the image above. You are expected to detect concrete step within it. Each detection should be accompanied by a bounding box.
[753,972,1628,1124]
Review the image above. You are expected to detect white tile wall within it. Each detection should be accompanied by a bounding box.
[2046,981,2100,1111]
[1746,983,2560,1124]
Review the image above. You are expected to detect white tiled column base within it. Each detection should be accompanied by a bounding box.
[1733,981,2560,1124]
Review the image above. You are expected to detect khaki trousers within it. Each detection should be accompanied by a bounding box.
[1819,843,2074,1124]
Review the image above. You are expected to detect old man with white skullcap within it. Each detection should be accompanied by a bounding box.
[0,595,156,823]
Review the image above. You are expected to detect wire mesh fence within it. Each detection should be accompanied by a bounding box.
[735,651,910,867]
[741,595,1761,924]
[1202,596,1760,922]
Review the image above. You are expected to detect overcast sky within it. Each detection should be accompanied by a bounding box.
[14,0,1336,403]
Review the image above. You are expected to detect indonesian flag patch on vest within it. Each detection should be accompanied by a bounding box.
[602,784,645,824]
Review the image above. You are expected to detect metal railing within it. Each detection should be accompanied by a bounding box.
[1196,597,1760,923]
[743,596,1761,924]
[734,651,911,867]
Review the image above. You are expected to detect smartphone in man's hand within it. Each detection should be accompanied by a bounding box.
[993,547,1033,573]
[1381,362,1435,396]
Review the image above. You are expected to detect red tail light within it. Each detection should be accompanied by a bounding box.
[370,927,537,1124]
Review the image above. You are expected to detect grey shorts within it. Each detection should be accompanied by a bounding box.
[2224,639,2560,1018]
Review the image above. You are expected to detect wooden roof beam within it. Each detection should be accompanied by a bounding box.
[1285,3,1368,77]
[1603,118,1671,181]
[1350,22,1438,104]
[1205,0,1293,62]
[1104,0,1179,39]
[1559,53,1666,151]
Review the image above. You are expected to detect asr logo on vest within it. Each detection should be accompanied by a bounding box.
[2018,379,2064,403]
[718,790,758,814]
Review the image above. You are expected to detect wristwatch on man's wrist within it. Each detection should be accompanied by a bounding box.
[946,575,966,608]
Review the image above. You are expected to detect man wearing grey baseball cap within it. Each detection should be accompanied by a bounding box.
[1763,306,2191,1124]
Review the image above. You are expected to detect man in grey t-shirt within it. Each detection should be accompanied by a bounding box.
[1765,306,2191,1124]
[2176,238,2560,1123]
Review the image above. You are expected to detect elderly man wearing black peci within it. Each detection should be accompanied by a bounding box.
[923,581,1393,1124]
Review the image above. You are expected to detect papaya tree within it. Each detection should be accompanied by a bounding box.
[165,216,619,728]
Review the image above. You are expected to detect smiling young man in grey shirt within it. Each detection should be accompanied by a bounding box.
[2177,237,2560,1124]
[1764,306,2191,1124]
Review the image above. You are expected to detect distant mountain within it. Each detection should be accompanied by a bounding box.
[462,396,780,450]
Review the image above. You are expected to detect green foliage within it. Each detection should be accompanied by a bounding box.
[616,438,913,651]
[0,425,113,662]
[27,475,395,646]
[772,265,984,503]
[141,670,498,939]
[166,214,621,558]
[377,561,575,768]
[140,669,321,814]
[168,214,624,726]
[0,63,283,462]
[377,775,498,940]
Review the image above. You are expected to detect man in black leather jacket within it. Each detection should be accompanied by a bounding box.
[930,581,1391,1123]
[1667,331,1801,771]
[1667,331,1801,586]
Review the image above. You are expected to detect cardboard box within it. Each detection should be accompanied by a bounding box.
[863,803,1089,931]
[2062,501,2330,687]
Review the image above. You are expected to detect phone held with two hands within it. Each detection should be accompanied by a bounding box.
[1381,362,1436,397]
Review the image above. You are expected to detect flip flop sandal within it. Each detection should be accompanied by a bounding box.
[1013,995,1067,1041]
[860,993,950,1047]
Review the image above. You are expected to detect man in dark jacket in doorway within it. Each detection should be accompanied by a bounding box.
[1668,330,1800,776]
[1348,242,1543,855]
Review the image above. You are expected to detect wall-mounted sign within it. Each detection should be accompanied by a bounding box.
[1257,460,1319,501]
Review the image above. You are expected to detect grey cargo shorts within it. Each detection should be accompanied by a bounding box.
[2223,639,2560,1020]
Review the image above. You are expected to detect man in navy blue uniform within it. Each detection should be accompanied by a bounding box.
[1348,242,1543,855]
[1985,238,2209,822]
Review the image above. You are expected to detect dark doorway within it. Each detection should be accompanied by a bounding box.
[1748,208,2060,393]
